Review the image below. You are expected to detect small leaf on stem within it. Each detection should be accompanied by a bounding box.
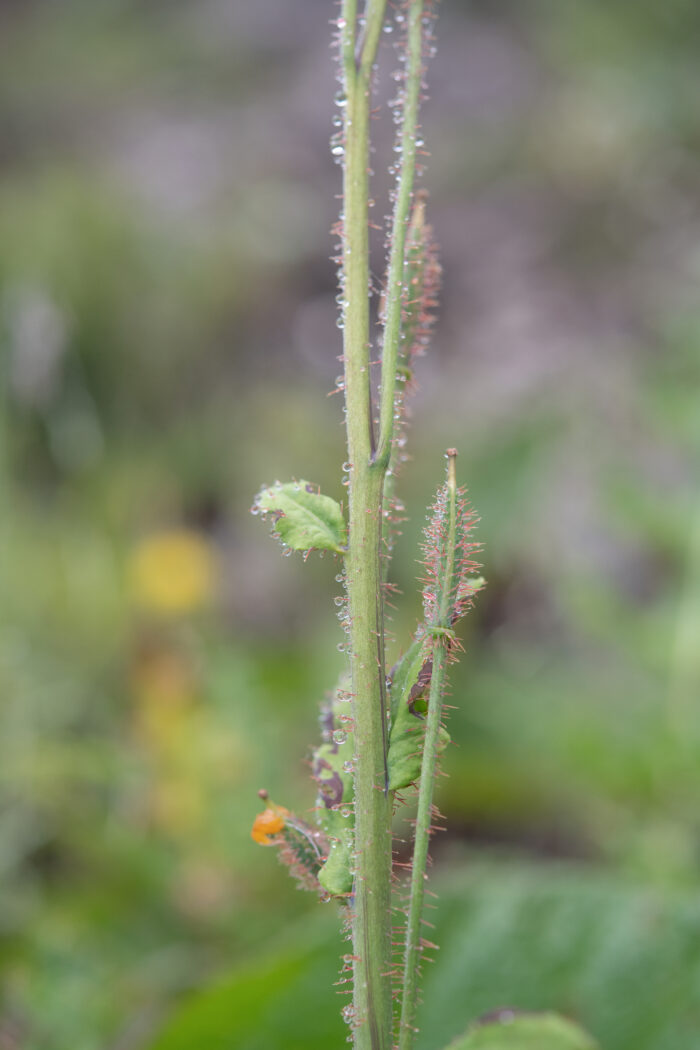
[312,679,356,897]
[387,635,449,792]
[253,480,348,555]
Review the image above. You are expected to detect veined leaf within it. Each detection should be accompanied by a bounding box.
[253,481,347,554]
[389,635,429,724]
[442,1012,599,1050]
[387,634,449,792]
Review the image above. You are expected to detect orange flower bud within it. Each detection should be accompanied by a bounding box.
[251,804,289,845]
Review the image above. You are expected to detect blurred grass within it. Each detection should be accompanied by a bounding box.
[1,0,700,1047]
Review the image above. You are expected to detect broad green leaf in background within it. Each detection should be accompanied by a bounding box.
[253,481,347,554]
[146,862,700,1050]
[444,1012,599,1050]
[148,913,344,1050]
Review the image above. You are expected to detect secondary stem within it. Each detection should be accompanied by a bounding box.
[398,452,458,1050]
[375,0,424,468]
[382,194,428,578]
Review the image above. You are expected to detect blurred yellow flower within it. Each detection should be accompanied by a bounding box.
[129,529,216,615]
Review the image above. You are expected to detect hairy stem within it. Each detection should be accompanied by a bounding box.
[382,194,429,578]
[340,3,393,1048]
[398,451,459,1050]
[375,0,425,468]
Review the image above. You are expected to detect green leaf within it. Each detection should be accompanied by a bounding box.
[145,861,700,1050]
[253,481,347,554]
[147,913,344,1050]
[317,832,353,896]
[313,732,354,896]
[387,635,449,792]
[312,679,355,896]
[443,1012,599,1050]
[389,636,428,723]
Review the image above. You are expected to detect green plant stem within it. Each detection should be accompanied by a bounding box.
[397,452,459,1050]
[340,4,393,1048]
[382,196,428,579]
[375,0,424,469]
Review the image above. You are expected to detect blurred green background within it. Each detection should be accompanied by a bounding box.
[1,1,700,1048]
